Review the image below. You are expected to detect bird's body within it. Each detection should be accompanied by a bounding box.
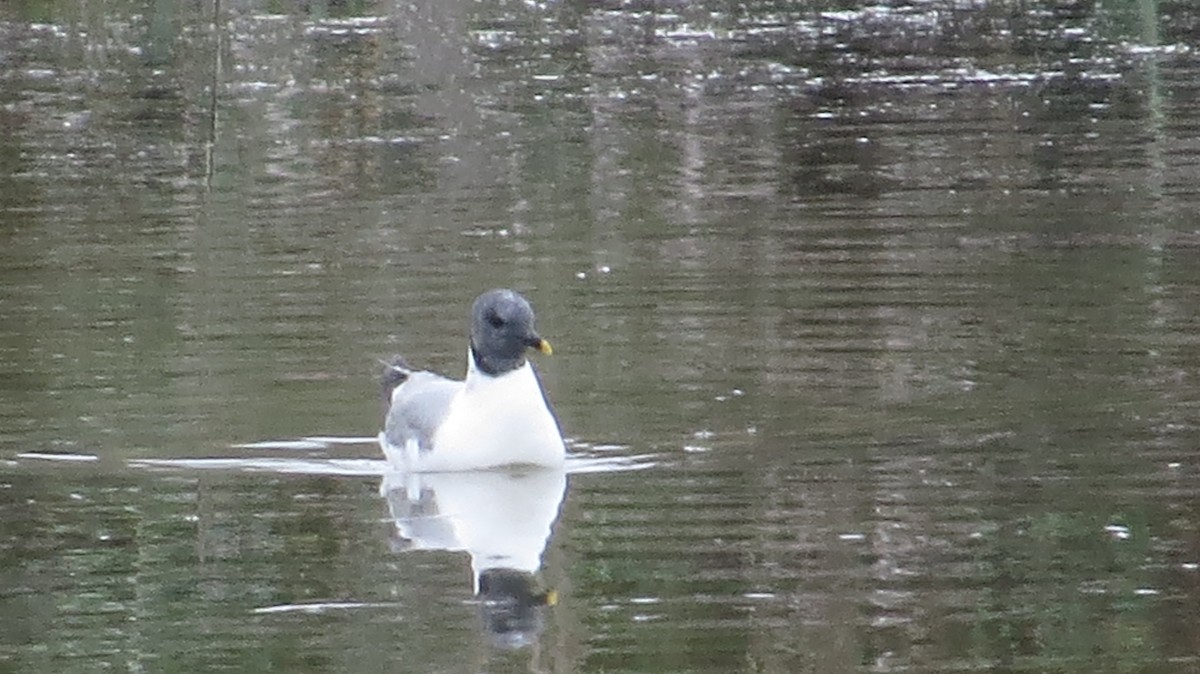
[378,290,566,472]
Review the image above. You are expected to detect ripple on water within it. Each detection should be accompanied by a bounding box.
[120,435,658,477]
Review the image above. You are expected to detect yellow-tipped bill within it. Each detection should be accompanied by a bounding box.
[536,338,553,355]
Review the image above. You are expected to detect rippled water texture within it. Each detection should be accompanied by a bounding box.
[3,1,1200,672]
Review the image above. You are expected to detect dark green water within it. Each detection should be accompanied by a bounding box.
[3,1,1200,672]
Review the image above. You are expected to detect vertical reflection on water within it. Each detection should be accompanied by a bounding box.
[380,468,566,650]
[203,0,222,187]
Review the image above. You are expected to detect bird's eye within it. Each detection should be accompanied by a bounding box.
[487,311,505,328]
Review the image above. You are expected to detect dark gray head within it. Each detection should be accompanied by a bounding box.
[469,289,552,376]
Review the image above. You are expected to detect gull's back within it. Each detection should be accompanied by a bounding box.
[381,370,462,467]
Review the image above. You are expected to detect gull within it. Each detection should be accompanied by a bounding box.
[378,289,566,471]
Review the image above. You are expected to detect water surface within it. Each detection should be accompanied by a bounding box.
[3,1,1200,672]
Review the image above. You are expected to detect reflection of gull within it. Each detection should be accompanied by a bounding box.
[381,468,566,648]
[378,289,565,472]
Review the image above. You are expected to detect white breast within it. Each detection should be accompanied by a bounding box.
[424,360,565,471]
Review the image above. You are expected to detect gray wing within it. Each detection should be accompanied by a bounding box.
[383,370,462,453]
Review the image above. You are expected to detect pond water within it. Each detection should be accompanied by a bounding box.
[3,1,1200,672]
